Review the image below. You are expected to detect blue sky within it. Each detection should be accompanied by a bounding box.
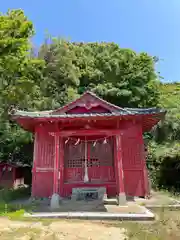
[1,0,180,83]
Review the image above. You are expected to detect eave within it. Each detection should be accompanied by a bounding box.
[11,109,166,133]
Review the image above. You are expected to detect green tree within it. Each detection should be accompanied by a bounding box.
[39,40,160,108]
[38,38,80,109]
[148,83,180,190]
[0,10,45,164]
[0,9,45,110]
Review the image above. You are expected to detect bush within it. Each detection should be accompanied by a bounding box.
[148,142,180,191]
[0,186,31,202]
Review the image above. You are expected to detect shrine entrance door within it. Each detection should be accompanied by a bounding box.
[64,136,115,184]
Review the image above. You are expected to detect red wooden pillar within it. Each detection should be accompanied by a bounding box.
[31,131,38,197]
[53,133,59,194]
[143,145,150,198]
[143,164,150,198]
[59,136,64,197]
[114,134,126,205]
[141,128,150,198]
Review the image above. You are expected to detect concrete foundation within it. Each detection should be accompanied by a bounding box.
[50,193,61,209]
[117,193,127,206]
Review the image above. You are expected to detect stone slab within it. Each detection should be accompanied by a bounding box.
[71,187,106,201]
[24,207,155,221]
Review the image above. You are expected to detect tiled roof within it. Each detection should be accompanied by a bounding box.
[11,107,166,119]
[10,91,166,120]
[0,161,31,167]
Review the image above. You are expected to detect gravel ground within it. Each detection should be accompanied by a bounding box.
[0,218,127,240]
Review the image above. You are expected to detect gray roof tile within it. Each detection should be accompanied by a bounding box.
[11,108,166,119]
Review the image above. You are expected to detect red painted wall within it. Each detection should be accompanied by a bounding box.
[121,125,147,197]
[32,172,53,198]
[0,164,14,188]
[32,130,54,197]
[0,164,29,189]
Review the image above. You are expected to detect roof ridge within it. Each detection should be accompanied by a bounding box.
[84,91,131,113]
[45,90,130,114]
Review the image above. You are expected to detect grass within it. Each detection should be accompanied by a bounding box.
[0,186,31,202]
[160,189,180,202]
[106,208,180,240]
[0,186,37,220]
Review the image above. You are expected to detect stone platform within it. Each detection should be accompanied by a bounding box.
[24,198,155,221]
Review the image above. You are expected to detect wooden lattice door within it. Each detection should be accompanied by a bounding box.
[88,137,115,183]
[64,137,115,184]
[64,140,85,183]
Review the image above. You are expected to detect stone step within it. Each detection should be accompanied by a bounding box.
[24,210,155,221]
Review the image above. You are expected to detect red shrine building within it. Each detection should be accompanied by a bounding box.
[11,91,165,204]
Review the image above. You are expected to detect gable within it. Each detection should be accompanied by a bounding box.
[51,91,123,115]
